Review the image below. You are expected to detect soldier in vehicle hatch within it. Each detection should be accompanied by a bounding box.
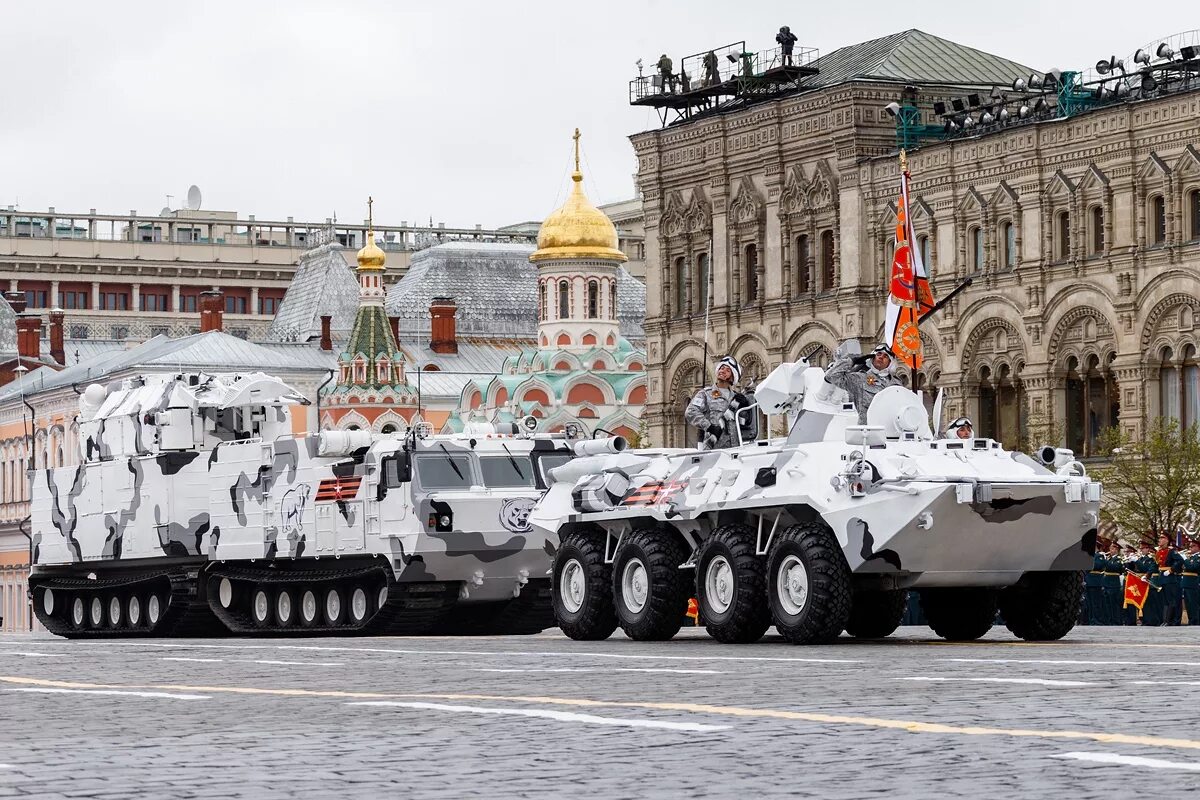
[824,342,900,424]
[685,355,757,449]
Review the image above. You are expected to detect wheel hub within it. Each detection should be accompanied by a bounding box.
[621,559,649,614]
[302,591,318,623]
[253,590,269,623]
[777,555,809,615]
[351,588,368,622]
[705,556,734,615]
[560,559,586,614]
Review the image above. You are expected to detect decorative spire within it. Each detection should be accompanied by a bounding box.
[355,196,386,271]
[572,128,582,182]
[367,195,374,236]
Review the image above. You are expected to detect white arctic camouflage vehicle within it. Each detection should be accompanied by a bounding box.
[531,357,1103,645]
[29,371,579,638]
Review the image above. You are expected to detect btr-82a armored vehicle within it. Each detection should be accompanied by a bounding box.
[29,371,584,638]
[531,357,1102,645]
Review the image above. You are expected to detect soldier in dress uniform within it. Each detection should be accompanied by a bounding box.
[1181,538,1200,625]
[1085,544,1107,625]
[685,355,757,449]
[1103,540,1125,625]
[824,342,900,424]
[1122,543,1143,626]
[1140,539,1165,626]
[1156,532,1185,626]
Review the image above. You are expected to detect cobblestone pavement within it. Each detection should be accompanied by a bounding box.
[1,626,1199,799]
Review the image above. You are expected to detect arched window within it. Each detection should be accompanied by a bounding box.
[1065,353,1120,456]
[673,257,686,316]
[609,283,617,320]
[1090,205,1104,254]
[694,253,709,313]
[381,423,398,434]
[1151,195,1166,245]
[744,244,758,302]
[1001,221,1016,268]
[820,230,835,290]
[587,280,599,319]
[795,235,811,295]
[539,282,547,320]
[916,234,930,269]
[1056,211,1070,260]
[1190,189,1200,240]
[558,280,569,319]
[970,226,983,270]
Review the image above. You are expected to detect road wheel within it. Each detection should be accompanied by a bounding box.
[349,586,370,624]
[324,587,344,625]
[612,529,690,641]
[70,595,86,630]
[275,589,294,627]
[695,524,770,644]
[999,571,1084,641]
[920,587,998,641]
[146,593,164,628]
[127,595,142,628]
[377,583,389,612]
[42,588,55,617]
[251,586,272,628]
[845,589,907,639]
[89,596,104,628]
[107,595,123,629]
[552,529,618,641]
[299,588,320,627]
[217,577,235,610]
[767,521,851,644]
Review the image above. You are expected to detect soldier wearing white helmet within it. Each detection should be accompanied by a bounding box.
[946,416,974,439]
[824,342,900,424]
[685,355,757,449]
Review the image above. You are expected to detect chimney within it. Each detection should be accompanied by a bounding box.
[319,315,333,351]
[429,297,458,354]
[16,314,41,361]
[4,290,26,315]
[199,290,224,333]
[388,315,401,346]
[48,308,65,365]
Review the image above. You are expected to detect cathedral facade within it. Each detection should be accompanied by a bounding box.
[634,30,1200,456]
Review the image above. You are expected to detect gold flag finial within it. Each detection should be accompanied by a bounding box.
[899,149,908,173]
[573,128,581,174]
[367,196,374,235]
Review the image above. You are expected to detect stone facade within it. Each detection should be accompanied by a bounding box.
[635,69,1200,454]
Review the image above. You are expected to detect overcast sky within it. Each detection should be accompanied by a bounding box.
[0,1,1192,229]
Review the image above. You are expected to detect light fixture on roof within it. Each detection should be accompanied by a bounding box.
[726,52,740,63]
[980,110,995,125]
[1134,49,1151,66]
[933,100,947,115]
[1096,56,1122,74]
[951,98,965,112]
[966,93,981,107]
[1033,97,1049,113]
[884,102,902,117]
[1182,45,1198,61]
[1140,71,1158,93]
[962,115,976,129]
[1018,104,1031,118]
[1012,77,1027,91]
[1028,73,1043,89]
[1115,81,1130,98]
[1157,43,1175,60]
[1044,68,1062,86]
[998,107,1011,121]
[944,119,959,133]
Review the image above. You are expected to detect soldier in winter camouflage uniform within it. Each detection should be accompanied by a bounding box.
[685,355,757,449]
[824,343,900,424]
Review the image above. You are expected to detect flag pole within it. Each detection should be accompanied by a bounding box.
[900,149,918,389]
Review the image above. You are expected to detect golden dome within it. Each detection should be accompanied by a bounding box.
[356,196,386,271]
[531,130,627,264]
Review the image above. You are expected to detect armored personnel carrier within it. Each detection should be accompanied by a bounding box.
[29,371,582,638]
[531,358,1102,645]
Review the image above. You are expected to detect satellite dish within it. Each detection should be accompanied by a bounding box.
[160,206,172,217]
[186,185,202,211]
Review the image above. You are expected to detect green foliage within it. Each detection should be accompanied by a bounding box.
[1019,408,1065,455]
[1089,418,1200,545]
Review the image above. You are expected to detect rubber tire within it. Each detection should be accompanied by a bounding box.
[251,586,272,628]
[299,587,320,628]
[999,571,1084,641]
[552,530,618,641]
[920,587,998,641]
[844,589,907,639]
[612,529,691,641]
[767,521,852,644]
[695,524,770,643]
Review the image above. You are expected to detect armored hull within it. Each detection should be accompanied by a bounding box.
[532,360,1102,644]
[29,371,573,638]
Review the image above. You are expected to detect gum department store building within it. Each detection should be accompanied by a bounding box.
[635,29,1200,455]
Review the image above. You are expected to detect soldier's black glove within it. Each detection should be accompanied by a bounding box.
[851,353,871,367]
[706,424,724,438]
[731,393,749,409]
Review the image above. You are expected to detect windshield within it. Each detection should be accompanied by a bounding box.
[480,455,534,488]
[414,454,474,490]
[537,453,573,485]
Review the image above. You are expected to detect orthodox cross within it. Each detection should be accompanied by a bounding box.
[573,128,581,173]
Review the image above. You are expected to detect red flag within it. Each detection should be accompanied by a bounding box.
[885,159,936,370]
[687,597,700,625]
[1123,572,1149,610]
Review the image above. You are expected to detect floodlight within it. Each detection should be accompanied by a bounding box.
[1045,68,1062,85]
[951,98,965,112]
[1012,77,1027,91]
[1096,58,1112,74]
[1140,71,1158,93]
[1029,73,1043,89]
[1033,97,1049,113]
[962,115,975,129]
[980,110,995,124]
[944,119,958,133]
[967,93,981,107]
[884,102,901,117]
[1134,49,1150,65]
[1157,43,1175,60]
[727,52,739,63]
[1018,104,1031,118]
[1182,45,1197,60]
[998,107,1010,121]
[1116,81,1130,98]
[933,100,947,115]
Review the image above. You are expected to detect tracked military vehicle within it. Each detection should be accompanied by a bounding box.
[29,371,584,638]
[532,357,1102,645]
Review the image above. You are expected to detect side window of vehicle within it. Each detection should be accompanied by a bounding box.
[382,454,411,488]
[413,454,475,491]
[479,455,535,488]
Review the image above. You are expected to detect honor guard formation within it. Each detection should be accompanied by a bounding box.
[1082,534,1200,626]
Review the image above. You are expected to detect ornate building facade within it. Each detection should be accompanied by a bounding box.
[635,29,1200,456]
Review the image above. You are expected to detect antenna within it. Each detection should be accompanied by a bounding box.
[186,185,202,211]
